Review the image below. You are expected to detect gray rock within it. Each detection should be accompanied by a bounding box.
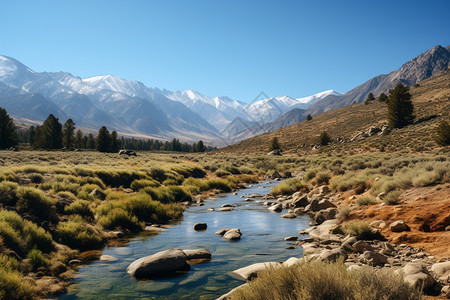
[431,261,450,282]
[222,204,234,208]
[320,248,347,262]
[218,207,234,212]
[126,249,188,278]
[100,255,118,262]
[403,262,435,290]
[341,236,357,252]
[217,284,248,300]
[292,192,309,207]
[301,243,322,256]
[305,219,342,242]
[215,228,231,236]
[268,204,282,212]
[232,262,282,280]
[281,212,297,219]
[310,199,337,212]
[359,251,388,266]
[390,220,410,232]
[441,285,450,298]
[89,188,106,200]
[353,241,374,253]
[313,207,338,225]
[283,257,301,267]
[193,223,207,231]
[183,249,211,260]
[223,228,242,240]
[284,236,298,241]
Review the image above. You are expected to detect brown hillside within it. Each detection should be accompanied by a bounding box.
[220,69,450,154]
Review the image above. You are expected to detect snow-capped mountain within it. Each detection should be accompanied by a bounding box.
[244,90,340,124]
[164,90,248,131]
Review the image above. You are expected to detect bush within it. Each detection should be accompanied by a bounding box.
[270,178,307,195]
[126,194,183,223]
[0,181,19,206]
[130,179,160,191]
[215,168,231,177]
[434,120,450,146]
[0,265,35,299]
[64,200,94,220]
[319,131,331,146]
[149,168,167,183]
[341,220,376,239]
[336,206,352,221]
[57,218,104,251]
[315,171,331,184]
[232,260,421,300]
[355,196,377,206]
[98,208,143,232]
[17,187,56,220]
[27,249,48,270]
[28,173,44,184]
[383,190,402,205]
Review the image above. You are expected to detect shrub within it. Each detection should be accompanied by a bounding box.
[215,168,231,177]
[64,200,94,220]
[98,208,142,232]
[206,179,233,192]
[341,220,376,239]
[27,249,48,270]
[434,120,450,146]
[23,221,54,253]
[0,265,35,299]
[0,181,19,206]
[270,178,306,195]
[336,206,352,221]
[28,173,44,184]
[315,171,331,184]
[355,196,377,206]
[130,179,160,191]
[16,187,56,219]
[319,131,331,146]
[149,168,167,183]
[383,190,402,205]
[126,194,183,223]
[57,218,104,251]
[232,260,421,300]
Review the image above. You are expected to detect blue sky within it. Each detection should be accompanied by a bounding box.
[1,0,449,102]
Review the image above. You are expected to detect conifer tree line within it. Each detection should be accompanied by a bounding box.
[1,110,214,152]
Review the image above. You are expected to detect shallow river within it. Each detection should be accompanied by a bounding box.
[59,180,311,299]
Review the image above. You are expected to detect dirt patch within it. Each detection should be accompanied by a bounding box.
[350,184,450,258]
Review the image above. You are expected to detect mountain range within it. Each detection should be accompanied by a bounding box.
[0,45,448,146]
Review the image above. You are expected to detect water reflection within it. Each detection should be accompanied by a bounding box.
[59,180,311,299]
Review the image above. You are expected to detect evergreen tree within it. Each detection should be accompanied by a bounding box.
[306,114,313,121]
[387,84,415,128]
[28,126,36,145]
[0,107,18,149]
[319,131,331,146]
[378,93,388,103]
[75,129,83,149]
[96,126,112,152]
[62,119,76,149]
[36,114,62,149]
[435,120,450,146]
[269,137,281,151]
[87,133,95,149]
[196,140,206,152]
[110,131,120,152]
[366,93,375,101]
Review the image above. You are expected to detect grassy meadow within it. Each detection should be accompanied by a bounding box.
[0,148,448,298]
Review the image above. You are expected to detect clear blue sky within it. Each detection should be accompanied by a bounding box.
[1,0,449,102]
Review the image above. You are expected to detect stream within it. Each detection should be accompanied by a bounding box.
[59,180,311,299]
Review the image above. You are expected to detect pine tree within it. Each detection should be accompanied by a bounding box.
[435,120,450,146]
[96,126,112,152]
[75,129,83,149]
[319,131,331,146]
[62,119,76,149]
[35,114,62,149]
[269,137,281,151]
[378,93,388,103]
[366,93,375,101]
[196,140,205,152]
[0,107,18,149]
[387,84,415,128]
[306,114,313,121]
[28,126,36,145]
[87,133,95,149]
[110,131,120,152]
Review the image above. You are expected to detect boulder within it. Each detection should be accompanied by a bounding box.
[292,192,309,207]
[313,207,338,225]
[358,251,388,266]
[126,249,188,278]
[215,228,231,236]
[267,150,282,156]
[281,213,297,219]
[100,255,118,262]
[218,207,234,212]
[183,249,211,260]
[217,284,248,300]
[119,149,137,156]
[223,228,242,241]
[441,286,450,298]
[232,262,282,280]
[353,241,374,253]
[284,236,298,241]
[193,223,207,231]
[268,204,282,212]
[390,220,410,232]
[89,188,106,200]
[222,204,234,208]
[309,199,337,212]
[283,257,300,267]
[301,243,322,256]
[305,219,341,242]
[402,262,436,290]
[431,261,450,282]
[341,236,357,252]
[320,248,347,262]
